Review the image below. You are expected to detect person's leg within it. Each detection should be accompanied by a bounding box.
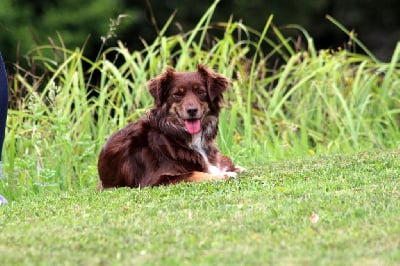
[0,52,8,204]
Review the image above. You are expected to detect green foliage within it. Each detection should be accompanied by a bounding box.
[3,0,400,66]
[263,45,400,157]
[1,150,399,264]
[0,0,137,63]
[1,3,400,198]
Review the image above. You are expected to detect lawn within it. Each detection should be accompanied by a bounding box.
[1,2,400,265]
[1,150,399,265]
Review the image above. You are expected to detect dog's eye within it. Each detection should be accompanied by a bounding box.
[197,89,206,95]
[173,91,184,98]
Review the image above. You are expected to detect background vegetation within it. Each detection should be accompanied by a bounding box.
[1,1,399,199]
[1,0,399,66]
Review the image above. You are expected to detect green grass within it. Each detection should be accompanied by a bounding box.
[1,150,399,265]
[0,1,400,264]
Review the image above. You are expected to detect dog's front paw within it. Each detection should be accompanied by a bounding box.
[224,171,238,179]
[234,166,245,173]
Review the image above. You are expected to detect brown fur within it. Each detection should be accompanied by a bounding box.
[97,65,243,189]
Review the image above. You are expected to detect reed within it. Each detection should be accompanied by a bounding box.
[1,1,399,197]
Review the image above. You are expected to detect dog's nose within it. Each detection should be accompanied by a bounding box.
[186,106,198,117]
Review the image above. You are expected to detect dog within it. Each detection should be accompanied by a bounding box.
[97,65,243,189]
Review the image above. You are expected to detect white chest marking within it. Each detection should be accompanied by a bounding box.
[189,134,238,178]
[189,133,222,174]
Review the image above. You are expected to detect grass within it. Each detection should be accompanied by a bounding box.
[1,150,399,265]
[0,0,400,264]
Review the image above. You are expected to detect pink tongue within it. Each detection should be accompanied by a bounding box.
[184,119,201,135]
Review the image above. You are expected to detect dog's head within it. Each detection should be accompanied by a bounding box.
[147,65,230,136]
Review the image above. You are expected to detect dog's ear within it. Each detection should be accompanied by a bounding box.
[197,64,230,105]
[147,67,175,107]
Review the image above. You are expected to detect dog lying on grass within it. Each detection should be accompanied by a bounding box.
[97,65,243,189]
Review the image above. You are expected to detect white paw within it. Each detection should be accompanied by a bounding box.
[235,166,245,173]
[225,172,238,178]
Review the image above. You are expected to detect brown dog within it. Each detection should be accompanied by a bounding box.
[97,65,243,189]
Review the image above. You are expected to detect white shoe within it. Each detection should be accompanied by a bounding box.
[0,161,7,205]
[0,194,7,205]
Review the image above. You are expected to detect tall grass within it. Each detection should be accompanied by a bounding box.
[1,0,400,198]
